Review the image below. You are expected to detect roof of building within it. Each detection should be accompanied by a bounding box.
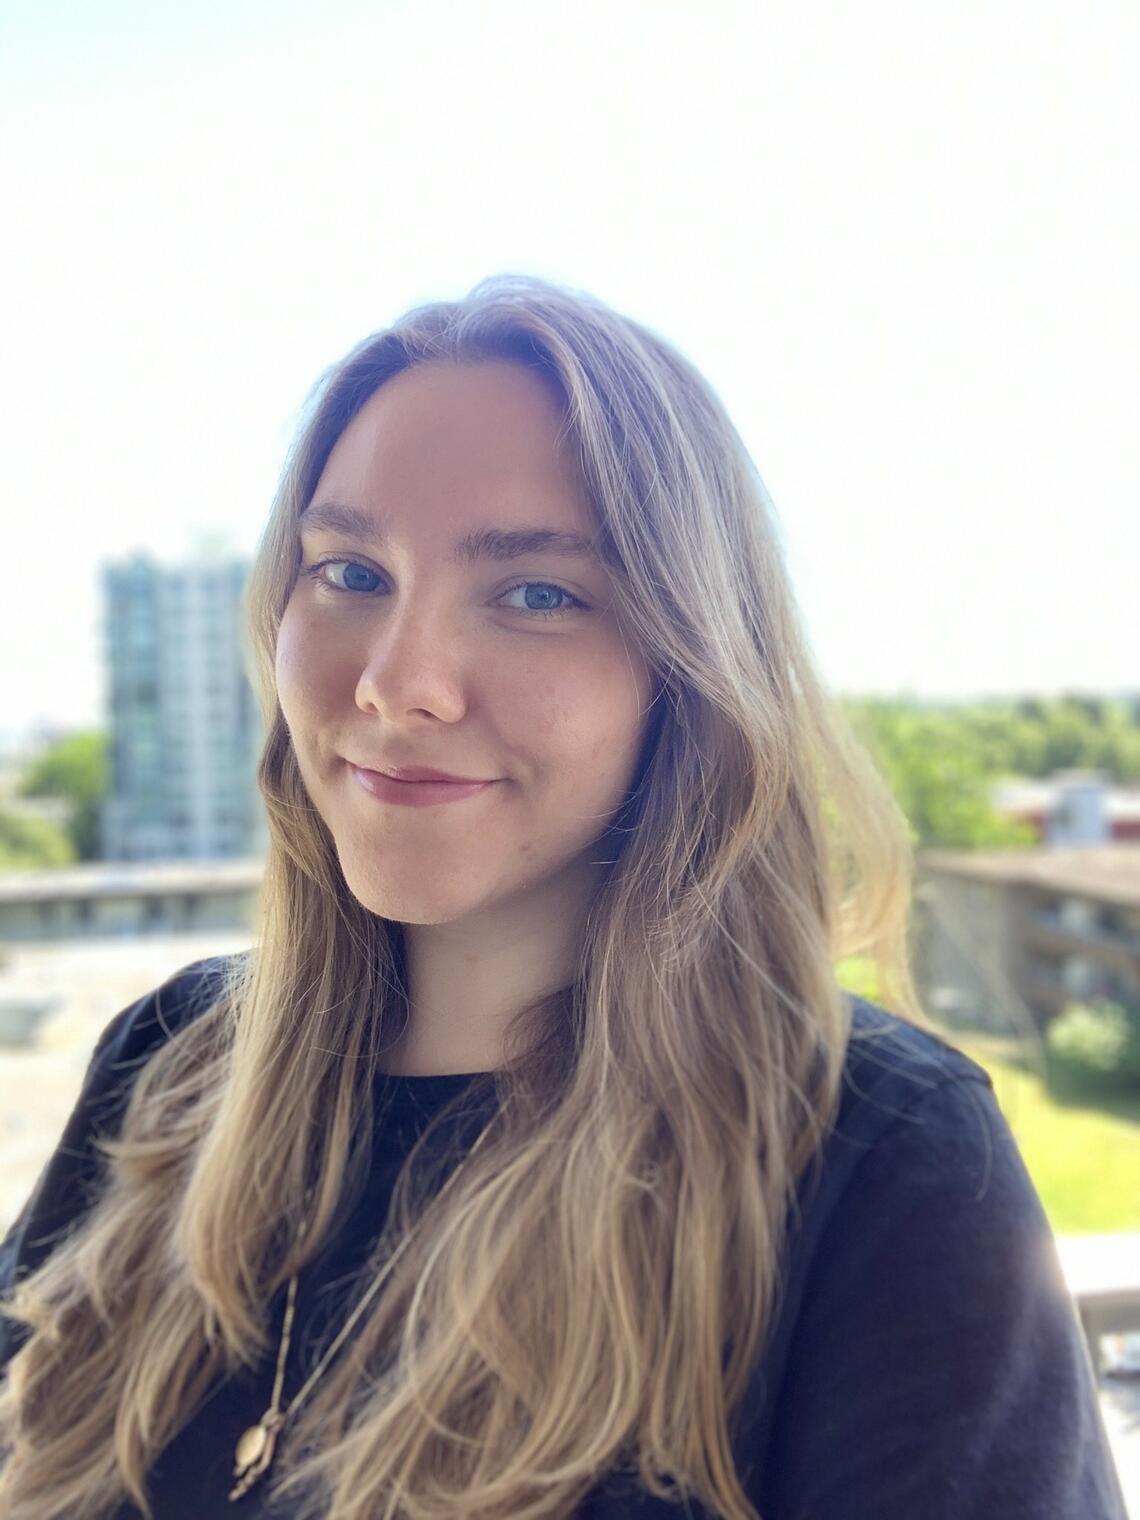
[0,857,264,903]
[993,776,1140,823]
[917,842,1140,908]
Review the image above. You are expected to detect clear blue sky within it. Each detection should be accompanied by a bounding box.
[2,0,1136,744]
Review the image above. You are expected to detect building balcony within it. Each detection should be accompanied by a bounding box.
[1027,911,1140,976]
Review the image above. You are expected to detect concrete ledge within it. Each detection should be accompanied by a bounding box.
[1055,1233,1140,1378]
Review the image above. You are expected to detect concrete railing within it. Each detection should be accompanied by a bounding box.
[1055,1232,1140,1379]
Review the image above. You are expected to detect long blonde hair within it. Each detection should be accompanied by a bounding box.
[0,274,929,1519]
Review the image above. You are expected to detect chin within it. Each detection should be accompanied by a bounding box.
[333,853,493,926]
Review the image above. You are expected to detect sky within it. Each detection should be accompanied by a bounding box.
[1,0,1136,748]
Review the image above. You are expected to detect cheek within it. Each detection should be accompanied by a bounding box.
[515,665,646,773]
[509,674,571,744]
[274,613,304,713]
[509,660,616,744]
[274,607,334,725]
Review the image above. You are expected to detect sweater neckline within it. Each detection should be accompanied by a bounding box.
[373,1066,493,1109]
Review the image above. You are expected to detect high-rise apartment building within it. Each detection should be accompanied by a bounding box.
[100,552,267,861]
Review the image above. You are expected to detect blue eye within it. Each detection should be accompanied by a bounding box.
[297,559,588,620]
[498,581,584,618]
[303,560,381,595]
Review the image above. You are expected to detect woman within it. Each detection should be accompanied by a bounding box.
[0,276,1127,1519]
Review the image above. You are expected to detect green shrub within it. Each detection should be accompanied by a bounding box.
[0,808,77,870]
[1045,998,1140,1094]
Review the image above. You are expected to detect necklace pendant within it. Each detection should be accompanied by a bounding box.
[229,1409,283,1502]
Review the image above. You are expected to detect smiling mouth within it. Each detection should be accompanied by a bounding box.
[348,760,497,784]
[377,769,493,784]
[348,763,499,806]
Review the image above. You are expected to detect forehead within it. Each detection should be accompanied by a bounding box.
[315,359,585,513]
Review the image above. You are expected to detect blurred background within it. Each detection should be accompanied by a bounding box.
[1,0,1137,1504]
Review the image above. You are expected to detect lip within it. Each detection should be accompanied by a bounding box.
[372,764,491,784]
[349,763,498,808]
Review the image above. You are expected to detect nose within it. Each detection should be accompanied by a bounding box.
[352,601,470,722]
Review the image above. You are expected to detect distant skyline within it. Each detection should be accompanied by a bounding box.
[2,0,1136,740]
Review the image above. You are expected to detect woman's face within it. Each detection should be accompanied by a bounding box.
[276,358,657,927]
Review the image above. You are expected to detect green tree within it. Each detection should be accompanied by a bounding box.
[1003,694,1140,782]
[16,731,109,861]
[0,808,76,869]
[842,699,1036,850]
[1093,701,1140,782]
[838,691,1140,846]
[1042,696,1100,772]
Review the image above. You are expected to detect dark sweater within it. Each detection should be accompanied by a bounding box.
[0,954,1128,1519]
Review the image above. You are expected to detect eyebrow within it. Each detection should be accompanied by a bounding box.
[300,499,604,566]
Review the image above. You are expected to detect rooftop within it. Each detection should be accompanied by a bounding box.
[918,842,1140,908]
[0,857,265,903]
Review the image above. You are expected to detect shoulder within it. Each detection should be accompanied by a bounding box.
[840,992,995,1136]
[80,949,246,1116]
[785,994,1011,1287]
[806,993,1041,1275]
[734,996,1129,1516]
[741,997,1064,1434]
[736,995,1015,1431]
[836,993,994,1142]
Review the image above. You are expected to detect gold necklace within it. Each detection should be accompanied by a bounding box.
[230,1082,488,1501]
[229,1206,392,1502]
